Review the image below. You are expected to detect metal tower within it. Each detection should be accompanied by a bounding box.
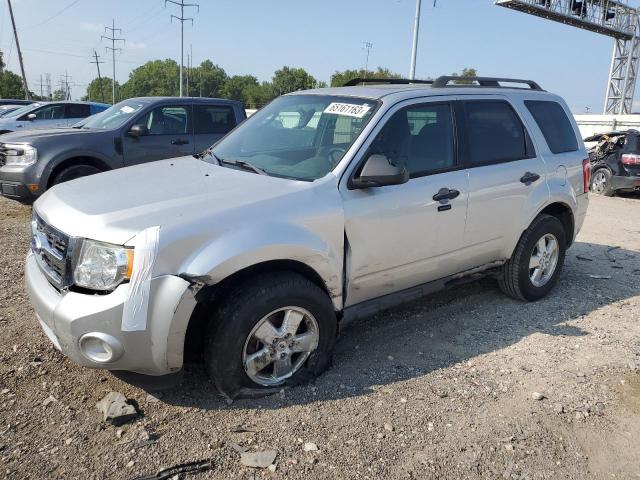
[496,0,640,114]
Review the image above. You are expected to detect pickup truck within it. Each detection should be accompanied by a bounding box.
[0,97,246,203]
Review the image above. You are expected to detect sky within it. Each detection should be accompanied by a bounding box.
[1,0,639,112]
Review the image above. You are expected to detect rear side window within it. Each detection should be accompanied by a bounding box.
[525,100,578,154]
[465,101,529,165]
[194,105,236,134]
[66,104,91,118]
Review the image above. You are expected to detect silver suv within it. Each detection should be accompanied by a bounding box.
[25,76,590,399]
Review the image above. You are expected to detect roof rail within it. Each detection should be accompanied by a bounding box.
[432,76,543,91]
[343,78,434,87]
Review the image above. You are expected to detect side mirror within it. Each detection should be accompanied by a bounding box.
[128,124,149,137]
[350,154,410,189]
[27,113,37,121]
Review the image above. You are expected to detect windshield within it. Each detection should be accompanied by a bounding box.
[2,103,40,119]
[82,100,145,129]
[208,95,378,181]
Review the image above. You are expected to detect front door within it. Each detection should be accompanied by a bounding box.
[341,99,469,307]
[123,104,194,166]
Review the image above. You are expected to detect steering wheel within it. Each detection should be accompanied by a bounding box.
[326,147,347,167]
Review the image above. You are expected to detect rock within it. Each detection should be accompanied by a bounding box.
[532,392,545,401]
[268,463,277,472]
[376,433,384,439]
[554,404,565,414]
[504,444,514,452]
[384,423,394,432]
[95,392,138,426]
[42,395,57,406]
[400,397,408,404]
[1,389,9,395]
[126,460,135,468]
[520,366,533,373]
[303,442,319,452]
[64,438,73,445]
[240,450,277,468]
[116,429,124,439]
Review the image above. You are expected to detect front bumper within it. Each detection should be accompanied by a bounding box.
[0,165,39,203]
[24,253,198,376]
[611,174,640,192]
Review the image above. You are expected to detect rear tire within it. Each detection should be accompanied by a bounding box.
[204,272,337,400]
[51,164,102,186]
[590,168,615,196]
[499,214,566,302]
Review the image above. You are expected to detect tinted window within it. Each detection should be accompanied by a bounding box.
[139,106,189,135]
[66,104,91,118]
[370,103,455,175]
[525,100,578,154]
[465,101,528,165]
[194,105,236,134]
[32,104,65,120]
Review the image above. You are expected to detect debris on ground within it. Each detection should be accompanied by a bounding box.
[532,392,545,401]
[96,392,139,425]
[239,450,277,468]
[576,255,594,262]
[588,274,612,280]
[132,459,213,480]
[303,442,319,452]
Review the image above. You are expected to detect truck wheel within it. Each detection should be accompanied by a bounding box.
[590,168,614,196]
[51,165,102,186]
[499,214,566,302]
[204,272,337,399]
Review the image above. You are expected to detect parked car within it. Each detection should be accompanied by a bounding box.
[0,99,32,106]
[0,101,109,135]
[25,77,589,398]
[0,97,245,202]
[585,130,640,195]
[0,104,30,117]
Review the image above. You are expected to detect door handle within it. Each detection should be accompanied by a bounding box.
[171,139,190,145]
[433,188,461,202]
[520,172,540,185]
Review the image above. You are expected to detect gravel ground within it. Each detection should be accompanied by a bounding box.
[1,194,639,480]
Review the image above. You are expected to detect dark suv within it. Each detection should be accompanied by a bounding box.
[0,97,246,203]
[586,130,640,196]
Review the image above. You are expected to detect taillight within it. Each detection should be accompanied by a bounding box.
[621,154,640,165]
[582,158,591,193]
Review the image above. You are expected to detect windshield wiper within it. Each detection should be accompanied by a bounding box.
[219,159,268,176]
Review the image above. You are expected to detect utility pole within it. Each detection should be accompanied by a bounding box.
[102,19,125,104]
[45,73,51,100]
[60,72,72,100]
[166,0,199,97]
[409,0,422,80]
[6,0,31,100]
[363,41,373,77]
[39,75,44,99]
[91,50,106,103]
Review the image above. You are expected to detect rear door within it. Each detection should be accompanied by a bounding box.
[123,104,194,166]
[192,103,238,152]
[457,96,549,269]
[64,103,92,126]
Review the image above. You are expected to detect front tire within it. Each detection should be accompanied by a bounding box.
[51,164,102,186]
[204,272,337,399]
[499,214,567,302]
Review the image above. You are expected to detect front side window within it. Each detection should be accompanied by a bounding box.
[525,100,578,154]
[209,95,378,180]
[194,105,236,134]
[465,101,529,165]
[33,104,65,120]
[138,106,189,135]
[82,100,146,130]
[369,103,455,176]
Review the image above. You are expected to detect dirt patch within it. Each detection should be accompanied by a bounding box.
[0,194,639,479]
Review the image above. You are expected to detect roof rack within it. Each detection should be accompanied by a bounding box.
[432,76,543,91]
[343,78,434,87]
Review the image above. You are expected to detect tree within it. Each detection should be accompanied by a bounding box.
[0,49,5,72]
[52,89,66,101]
[119,59,180,98]
[451,68,478,85]
[0,69,26,99]
[330,67,401,87]
[272,66,316,95]
[82,77,117,103]
[220,75,259,101]
[190,60,227,98]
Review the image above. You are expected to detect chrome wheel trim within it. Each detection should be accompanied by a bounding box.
[529,233,560,288]
[242,307,319,387]
[591,170,607,194]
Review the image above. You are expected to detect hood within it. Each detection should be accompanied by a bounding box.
[0,127,95,143]
[35,157,314,245]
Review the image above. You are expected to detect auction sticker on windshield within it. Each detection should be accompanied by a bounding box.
[324,103,372,118]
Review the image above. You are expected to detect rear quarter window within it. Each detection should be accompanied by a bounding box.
[525,100,578,154]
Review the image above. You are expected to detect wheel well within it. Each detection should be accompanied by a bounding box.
[183,260,332,362]
[539,203,575,247]
[47,156,111,188]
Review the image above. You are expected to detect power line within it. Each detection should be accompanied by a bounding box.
[102,19,125,104]
[24,0,82,30]
[165,0,199,97]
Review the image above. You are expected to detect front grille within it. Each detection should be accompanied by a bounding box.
[32,214,75,290]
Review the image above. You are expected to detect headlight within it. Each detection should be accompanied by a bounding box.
[2,143,38,166]
[73,239,134,291]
